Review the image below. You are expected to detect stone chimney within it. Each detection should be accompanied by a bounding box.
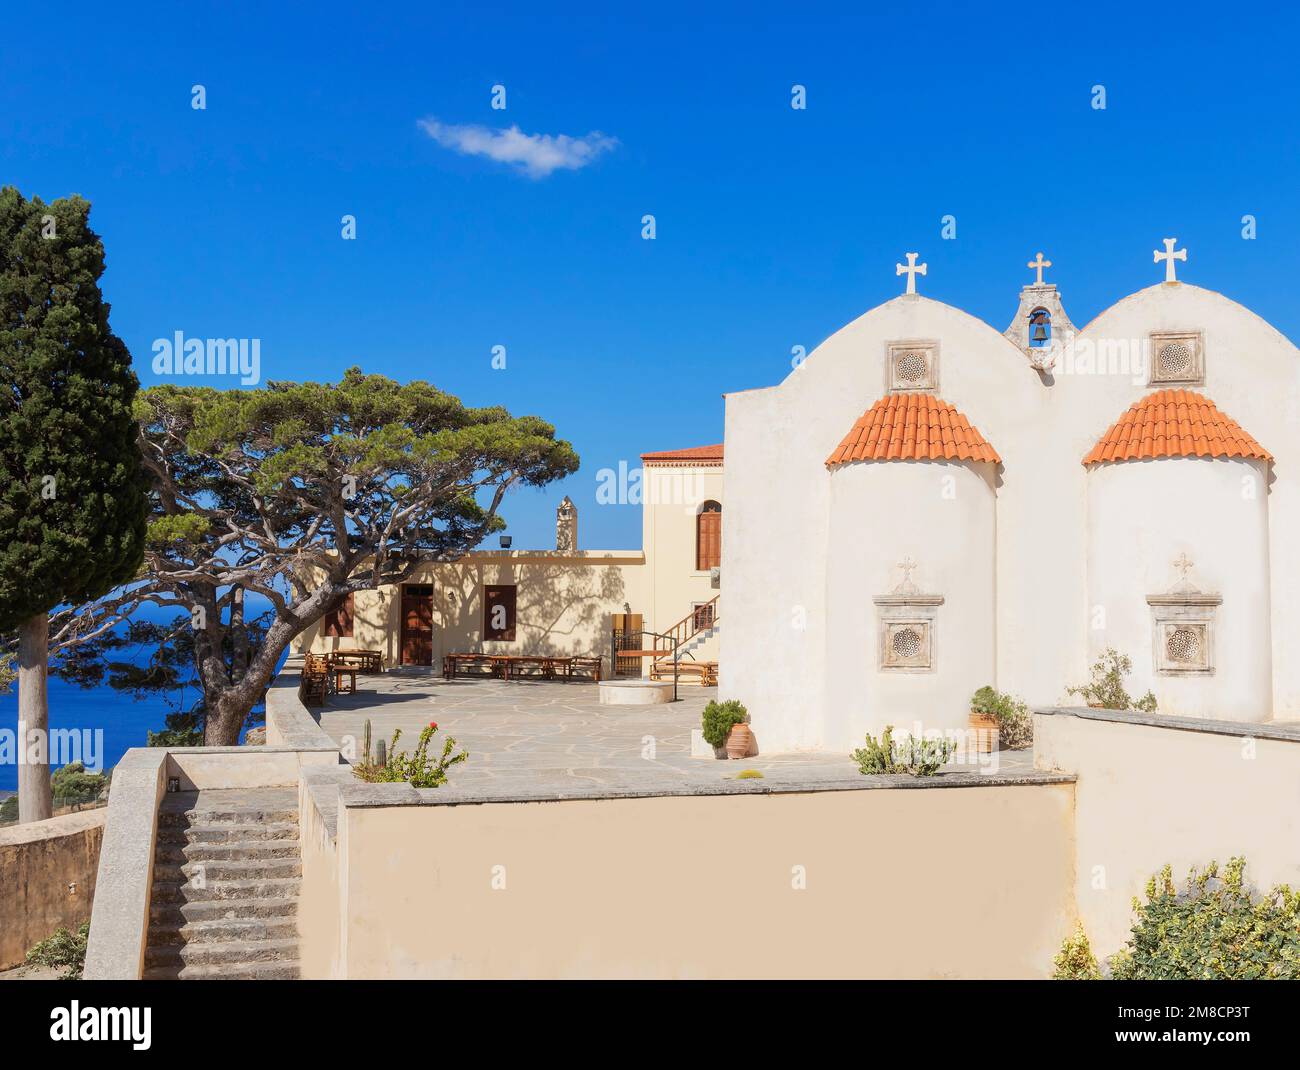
[556,496,577,553]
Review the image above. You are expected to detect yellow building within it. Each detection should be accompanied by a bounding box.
[296,444,723,675]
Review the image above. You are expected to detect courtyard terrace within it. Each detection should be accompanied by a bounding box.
[312,667,1051,801]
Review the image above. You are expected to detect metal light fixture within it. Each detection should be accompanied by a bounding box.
[499,535,513,549]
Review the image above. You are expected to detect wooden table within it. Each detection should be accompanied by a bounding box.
[330,649,383,673]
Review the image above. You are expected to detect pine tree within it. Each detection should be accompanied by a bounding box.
[0,188,147,822]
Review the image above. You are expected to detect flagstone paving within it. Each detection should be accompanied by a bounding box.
[314,668,1041,796]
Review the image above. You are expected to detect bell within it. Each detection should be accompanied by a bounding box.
[1032,324,1048,341]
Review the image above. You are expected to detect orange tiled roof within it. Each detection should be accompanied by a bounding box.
[826,394,1001,467]
[640,443,724,465]
[1082,389,1271,465]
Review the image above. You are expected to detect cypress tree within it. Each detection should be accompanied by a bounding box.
[0,188,147,822]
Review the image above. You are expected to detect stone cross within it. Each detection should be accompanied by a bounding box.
[1027,252,1051,286]
[1155,237,1187,283]
[1172,551,1194,583]
[896,252,927,295]
[896,556,918,589]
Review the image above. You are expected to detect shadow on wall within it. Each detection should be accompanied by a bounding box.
[439,563,628,658]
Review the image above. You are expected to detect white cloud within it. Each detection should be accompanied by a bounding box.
[417,118,618,179]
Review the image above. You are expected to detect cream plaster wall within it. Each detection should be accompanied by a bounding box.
[641,464,723,659]
[298,552,647,668]
[823,460,996,750]
[1086,457,1271,719]
[1034,710,1300,959]
[321,784,1075,979]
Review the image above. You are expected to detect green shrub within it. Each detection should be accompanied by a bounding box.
[1052,923,1101,979]
[851,726,899,774]
[50,761,109,807]
[1110,858,1300,979]
[353,722,468,788]
[701,699,748,749]
[852,726,955,777]
[969,685,1034,750]
[970,685,1000,717]
[0,795,17,824]
[27,923,90,980]
[1066,648,1157,712]
[1052,858,1300,980]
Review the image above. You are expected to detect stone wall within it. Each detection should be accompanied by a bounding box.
[0,809,107,970]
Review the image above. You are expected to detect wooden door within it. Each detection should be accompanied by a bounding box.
[400,585,434,665]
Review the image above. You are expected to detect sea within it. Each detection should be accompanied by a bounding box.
[1,599,280,794]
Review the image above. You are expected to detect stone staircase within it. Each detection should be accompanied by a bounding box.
[144,788,302,980]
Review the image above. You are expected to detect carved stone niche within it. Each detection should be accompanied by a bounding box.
[1146,588,1221,676]
[873,588,944,673]
[1148,330,1205,386]
[885,339,939,394]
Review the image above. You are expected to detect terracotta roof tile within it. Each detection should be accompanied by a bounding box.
[640,443,724,465]
[825,394,1001,467]
[1082,390,1271,465]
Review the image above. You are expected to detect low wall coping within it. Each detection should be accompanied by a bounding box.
[0,807,107,848]
[83,747,168,980]
[1034,705,1300,744]
[335,769,1075,811]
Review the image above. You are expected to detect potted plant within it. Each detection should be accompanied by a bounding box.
[701,699,752,759]
[968,685,1001,753]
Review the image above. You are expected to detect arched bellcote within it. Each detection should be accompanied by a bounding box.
[1003,252,1079,369]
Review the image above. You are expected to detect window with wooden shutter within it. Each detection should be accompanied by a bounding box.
[484,584,517,641]
[322,592,355,638]
[696,501,722,572]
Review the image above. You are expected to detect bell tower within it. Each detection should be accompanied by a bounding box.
[1003,252,1077,369]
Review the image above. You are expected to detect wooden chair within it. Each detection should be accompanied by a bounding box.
[300,653,331,706]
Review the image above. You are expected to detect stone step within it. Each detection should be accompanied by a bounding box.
[150,896,299,925]
[156,821,300,846]
[144,937,299,969]
[153,856,302,883]
[158,807,298,829]
[155,839,300,865]
[147,914,299,947]
[143,959,301,981]
[151,876,301,904]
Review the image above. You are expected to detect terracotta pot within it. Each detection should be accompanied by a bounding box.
[968,710,999,754]
[725,723,754,760]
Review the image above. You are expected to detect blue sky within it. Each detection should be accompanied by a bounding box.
[2,1,1297,550]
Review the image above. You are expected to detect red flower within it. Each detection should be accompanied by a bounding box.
[429,721,438,729]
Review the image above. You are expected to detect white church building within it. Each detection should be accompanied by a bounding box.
[723,242,1297,752]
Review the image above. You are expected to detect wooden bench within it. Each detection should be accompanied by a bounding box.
[443,653,501,680]
[649,660,718,686]
[566,656,603,683]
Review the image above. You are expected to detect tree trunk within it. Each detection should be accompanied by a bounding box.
[17,612,52,824]
[230,585,248,684]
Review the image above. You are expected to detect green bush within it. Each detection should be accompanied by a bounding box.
[1052,923,1101,979]
[852,725,955,777]
[701,699,748,749]
[1053,858,1300,980]
[50,761,109,807]
[27,923,90,980]
[1066,648,1157,713]
[353,722,468,788]
[969,685,1034,750]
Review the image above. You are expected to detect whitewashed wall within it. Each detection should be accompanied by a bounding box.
[823,460,996,751]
